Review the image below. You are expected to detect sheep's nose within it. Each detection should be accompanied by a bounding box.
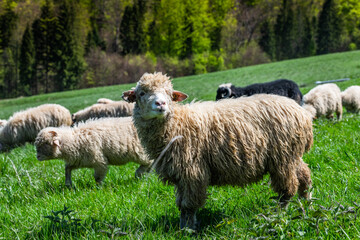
[155,100,165,106]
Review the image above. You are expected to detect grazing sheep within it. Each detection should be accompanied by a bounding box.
[0,104,72,151]
[97,98,114,104]
[122,72,313,230]
[341,85,360,113]
[35,117,152,186]
[72,101,134,125]
[216,79,303,105]
[303,83,342,120]
[0,119,7,128]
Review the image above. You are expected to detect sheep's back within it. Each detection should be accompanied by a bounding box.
[157,95,313,186]
[2,104,71,145]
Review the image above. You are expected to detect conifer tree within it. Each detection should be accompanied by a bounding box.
[119,0,147,55]
[317,0,342,54]
[259,20,275,60]
[19,24,35,96]
[54,0,85,91]
[32,0,58,93]
[274,0,295,60]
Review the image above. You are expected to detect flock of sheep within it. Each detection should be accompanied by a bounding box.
[0,72,359,230]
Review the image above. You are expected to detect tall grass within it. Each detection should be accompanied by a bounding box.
[0,51,359,239]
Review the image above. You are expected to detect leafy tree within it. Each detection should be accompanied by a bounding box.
[0,0,18,98]
[317,0,342,54]
[0,0,17,50]
[19,24,35,96]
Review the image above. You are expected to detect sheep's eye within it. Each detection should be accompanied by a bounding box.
[139,92,145,96]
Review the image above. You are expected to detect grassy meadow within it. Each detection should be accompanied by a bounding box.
[0,51,360,239]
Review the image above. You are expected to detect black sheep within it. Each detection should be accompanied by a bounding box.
[216,79,303,105]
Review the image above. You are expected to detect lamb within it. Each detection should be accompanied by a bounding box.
[216,79,303,105]
[122,72,313,230]
[96,98,114,104]
[71,101,134,125]
[0,104,72,151]
[302,83,342,120]
[341,85,360,113]
[35,117,152,186]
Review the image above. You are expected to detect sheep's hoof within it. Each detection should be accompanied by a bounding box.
[180,211,197,231]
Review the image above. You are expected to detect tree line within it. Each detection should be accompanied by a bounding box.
[0,0,359,99]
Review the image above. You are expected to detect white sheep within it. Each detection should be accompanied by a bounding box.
[0,119,7,129]
[341,85,360,113]
[72,101,134,125]
[122,72,313,230]
[35,117,152,186]
[96,98,114,104]
[0,104,72,151]
[302,83,342,120]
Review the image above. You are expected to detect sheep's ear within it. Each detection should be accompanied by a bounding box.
[172,91,188,102]
[49,130,57,137]
[53,139,61,147]
[122,90,136,102]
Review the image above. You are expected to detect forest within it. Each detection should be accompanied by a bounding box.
[0,0,359,98]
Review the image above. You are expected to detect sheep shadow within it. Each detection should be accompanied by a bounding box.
[145,207,226,233]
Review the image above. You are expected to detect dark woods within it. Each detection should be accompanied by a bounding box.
[0,0,358,99]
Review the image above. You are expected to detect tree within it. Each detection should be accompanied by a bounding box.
[317,0,342,54]
[274,0,295,60]
[259,20,275,59]
[119,0,147,55]
[0,0,18,98]
[54,0,85,91]
[32,0,58,93]
[19,24,35,96]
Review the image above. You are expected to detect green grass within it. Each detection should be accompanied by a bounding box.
[0,51,360,239]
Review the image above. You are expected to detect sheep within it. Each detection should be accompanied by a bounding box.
[35,117,152,186]
[302,83,342,120]
[71,101,134,125]
[341,85,360,113]
[97,98,114,104]
[0,119,7,128]
[122,72,313,230]
[216,79,303,105]
[0,104,72,151]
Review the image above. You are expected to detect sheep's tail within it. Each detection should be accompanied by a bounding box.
[150,135,183,173]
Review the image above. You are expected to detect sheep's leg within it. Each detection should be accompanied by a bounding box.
[270,166,299,208]
[94,165,108,184]
[175,182,207,230]
[296,160,312,200]
[336,103,343,121]
[65,164,74,187]
[135,164,150,178]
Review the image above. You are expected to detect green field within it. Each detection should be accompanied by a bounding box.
[0,51,360,239]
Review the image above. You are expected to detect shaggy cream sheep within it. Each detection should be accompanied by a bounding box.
[341,85,360,113]
[96,98,114,104]
[302,83,342,120]
[35,117,152,186]
[122,72,313,230]
[0,104,72,151]
[72,101,134,125]
[0,119,7,128]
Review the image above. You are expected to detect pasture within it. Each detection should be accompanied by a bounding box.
[0,51,360,239]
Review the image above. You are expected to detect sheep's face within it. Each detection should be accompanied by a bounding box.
[216,83,232,100]
[122,72,188,119]
[35,130,61,161]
